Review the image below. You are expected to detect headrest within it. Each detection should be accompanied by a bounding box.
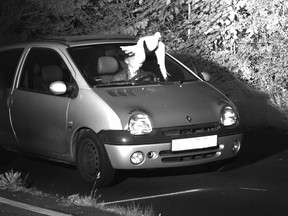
[41,65,63,82]
[97,56,119,75]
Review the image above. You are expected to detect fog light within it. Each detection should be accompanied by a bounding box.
[232,140,241,153]
[147,151,158,159]
[131,151,144,165]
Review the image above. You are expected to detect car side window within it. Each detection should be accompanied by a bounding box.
[0,48,24,89]
[19,48,72,94]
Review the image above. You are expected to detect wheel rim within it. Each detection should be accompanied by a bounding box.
[81,140,100,180]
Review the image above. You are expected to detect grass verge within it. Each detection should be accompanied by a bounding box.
[0,170,158,216]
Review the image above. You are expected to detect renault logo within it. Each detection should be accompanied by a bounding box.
[186,115,192,123]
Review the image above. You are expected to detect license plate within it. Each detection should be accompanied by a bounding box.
[172,135,218,152]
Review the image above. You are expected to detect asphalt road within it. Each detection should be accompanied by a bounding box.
[0,130,288,216]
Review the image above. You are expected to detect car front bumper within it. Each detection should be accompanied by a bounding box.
[102,129,243,169]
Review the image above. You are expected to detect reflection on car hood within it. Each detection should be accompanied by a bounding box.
[95,81,231,128]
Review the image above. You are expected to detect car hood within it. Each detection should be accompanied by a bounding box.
[95,81,232,128]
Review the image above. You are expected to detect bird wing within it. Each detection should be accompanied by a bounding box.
[120,45,138,56]
[155,41,169,80]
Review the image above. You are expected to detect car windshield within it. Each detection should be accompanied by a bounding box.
[68,43,198,87]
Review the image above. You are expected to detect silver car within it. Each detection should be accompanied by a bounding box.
[0,35,243,188]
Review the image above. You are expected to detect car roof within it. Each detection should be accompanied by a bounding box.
[0,34,137,50]
[41,34,137,46]
[43,34,135,42]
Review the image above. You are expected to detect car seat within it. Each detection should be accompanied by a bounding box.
[97,56,119,83]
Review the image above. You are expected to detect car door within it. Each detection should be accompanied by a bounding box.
[0,48,24,146]
[10,47,73,154]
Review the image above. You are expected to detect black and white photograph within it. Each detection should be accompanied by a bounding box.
[0,0,288,215]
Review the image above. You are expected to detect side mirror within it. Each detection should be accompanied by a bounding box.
[49,81,67,95]
[199,72,211,82]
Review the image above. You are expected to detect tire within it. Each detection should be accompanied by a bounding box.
[76,131,115,188]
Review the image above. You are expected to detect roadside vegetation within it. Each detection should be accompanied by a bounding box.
[0,170,158,216]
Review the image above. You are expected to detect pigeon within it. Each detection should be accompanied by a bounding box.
[120,32,168,80]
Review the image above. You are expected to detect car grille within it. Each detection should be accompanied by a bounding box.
[163,124,221,138]
[159,123,222,163]
[160,147,221,163]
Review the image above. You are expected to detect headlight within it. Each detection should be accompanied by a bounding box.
[128,113,153,135]
[220,106,238,126]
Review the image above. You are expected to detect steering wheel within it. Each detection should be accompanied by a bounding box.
[131,71,158,83]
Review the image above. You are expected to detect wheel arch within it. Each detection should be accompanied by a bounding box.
[72,127,115,187]
[72,127,93,160]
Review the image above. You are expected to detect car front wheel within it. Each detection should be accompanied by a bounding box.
[76,131,115,188]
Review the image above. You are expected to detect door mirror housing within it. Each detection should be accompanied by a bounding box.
[199,72,211,82]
